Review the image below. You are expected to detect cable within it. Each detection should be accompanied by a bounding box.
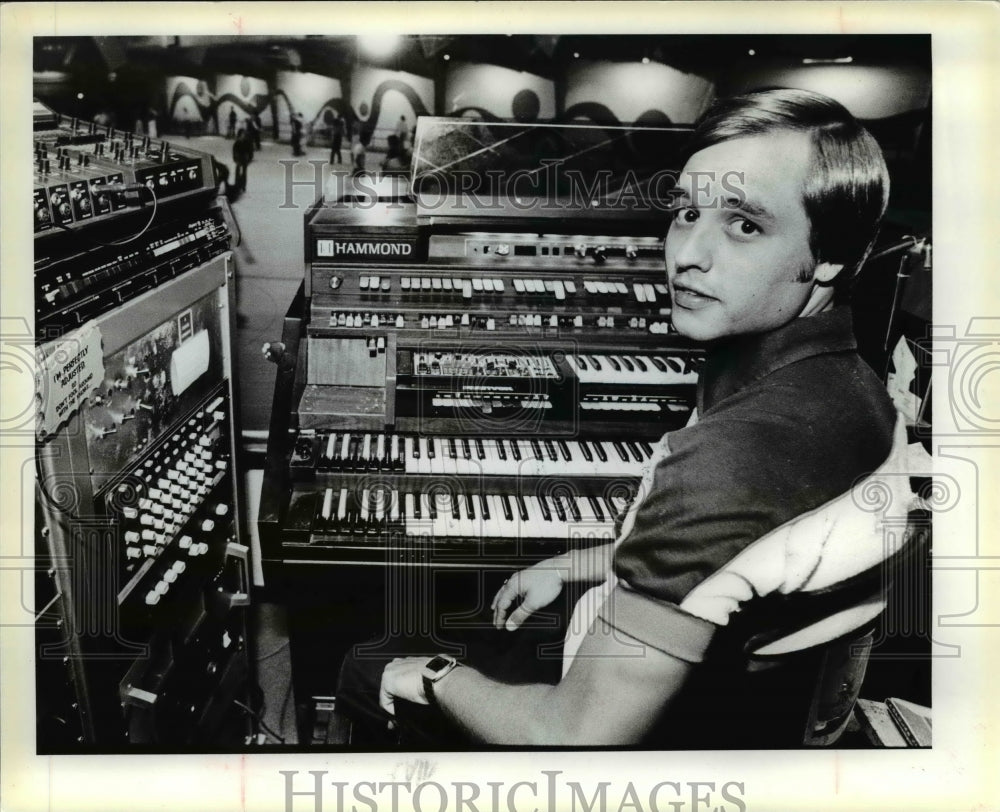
[218,193,242,248]
[53,184,159,247]
[255,639,289,662]
[233,698,286,744]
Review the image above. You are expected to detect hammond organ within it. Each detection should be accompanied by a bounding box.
[259,119,701,573]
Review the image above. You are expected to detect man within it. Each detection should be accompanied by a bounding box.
[291,112,305,157]
[330,113,345,164]
[232,127,253,194]
[342,88,905,745]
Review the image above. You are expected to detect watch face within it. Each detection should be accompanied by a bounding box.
[424,655,454,676]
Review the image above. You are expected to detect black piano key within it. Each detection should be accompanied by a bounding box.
[413,493,422,520]
[412,436,420,458]
[602,496,619,522]
[557,440,572,462]
[515,495,529,522]
[496,439,508,461]
[448,438,458,459]
[594,442,608,463]
[538,495,552,522]
[640,441,654,457]
[588,495,605,523]
[543,440,558,462]
[451,494,461,520]
[608,356,621,372]
[465,493,476,519]
[461,438,472,460]
[428,494,438,520]
[475,438,486,460]
[626,441,643,463]
[479,493,490,521]
[619,355,634,372]
[587,355,602,370]
[612,441,629,462]
[576,355,588,371]
[567,497,581,522]
[509,440,521,461]
[650,356,667,372]
[501,494,514,522]
[530,440,544,461]
[579,440,593,462]
[427,438,436,459]
[551,495,566,522]
[632,356,647,372]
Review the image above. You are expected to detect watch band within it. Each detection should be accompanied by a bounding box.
[422,655,461,706]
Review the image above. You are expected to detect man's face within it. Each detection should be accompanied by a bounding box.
[665,131,840,342]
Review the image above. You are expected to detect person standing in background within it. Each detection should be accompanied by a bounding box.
[244,116,259,153]
[227,107,237,138]
[396,114,409,149]
[330,113,345,164]
[232,128,253,194]
[291,112,305,156]
[350,130,368,176]
[252,113,263,149]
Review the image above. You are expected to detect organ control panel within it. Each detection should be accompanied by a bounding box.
[259,119,702,571]
[32,102,250,751]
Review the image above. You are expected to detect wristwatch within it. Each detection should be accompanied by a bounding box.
[421,654,461,705]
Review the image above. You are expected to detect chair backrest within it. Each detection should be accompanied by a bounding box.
[644,516,927,748]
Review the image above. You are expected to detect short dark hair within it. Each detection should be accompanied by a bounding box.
[687,88,890,283]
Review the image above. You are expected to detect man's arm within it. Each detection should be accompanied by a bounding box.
[381,615,694,745]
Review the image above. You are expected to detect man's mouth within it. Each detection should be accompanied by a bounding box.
[671,281,718,309]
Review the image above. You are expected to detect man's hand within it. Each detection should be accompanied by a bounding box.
[379,656,433,716]
[491,565,564,631]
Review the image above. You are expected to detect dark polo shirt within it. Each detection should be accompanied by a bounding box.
[603,307,897,657]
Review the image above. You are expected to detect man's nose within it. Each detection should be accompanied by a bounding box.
[669,221,712,273]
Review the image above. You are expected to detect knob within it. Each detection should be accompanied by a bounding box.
[593,245,607,263]
[574,243,588,259]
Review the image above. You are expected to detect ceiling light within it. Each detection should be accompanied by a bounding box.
[573,52,580,59]
[443,53,450,61]
[641,57,650,64]
[748,49,756,56]
[802,56,854,65]
[358,35,401,59]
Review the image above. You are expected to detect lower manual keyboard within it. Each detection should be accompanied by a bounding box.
[297,431,657,478]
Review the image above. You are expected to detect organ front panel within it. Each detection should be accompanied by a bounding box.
[259,119,700,572]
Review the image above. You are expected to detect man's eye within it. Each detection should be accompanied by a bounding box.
[729,217,760,236]
[672,207,698,224]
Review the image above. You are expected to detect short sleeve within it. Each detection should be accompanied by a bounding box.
[597,581,718,663]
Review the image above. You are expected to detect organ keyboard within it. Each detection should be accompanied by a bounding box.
[259,118,698,572]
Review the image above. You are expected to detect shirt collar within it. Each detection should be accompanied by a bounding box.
[697,307,858,413]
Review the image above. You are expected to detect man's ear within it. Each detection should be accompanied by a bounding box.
[814,261,844,285]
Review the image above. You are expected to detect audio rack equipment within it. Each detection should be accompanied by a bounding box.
[33,103,248,751]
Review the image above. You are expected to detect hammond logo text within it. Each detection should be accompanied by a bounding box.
[316,240,416,260]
